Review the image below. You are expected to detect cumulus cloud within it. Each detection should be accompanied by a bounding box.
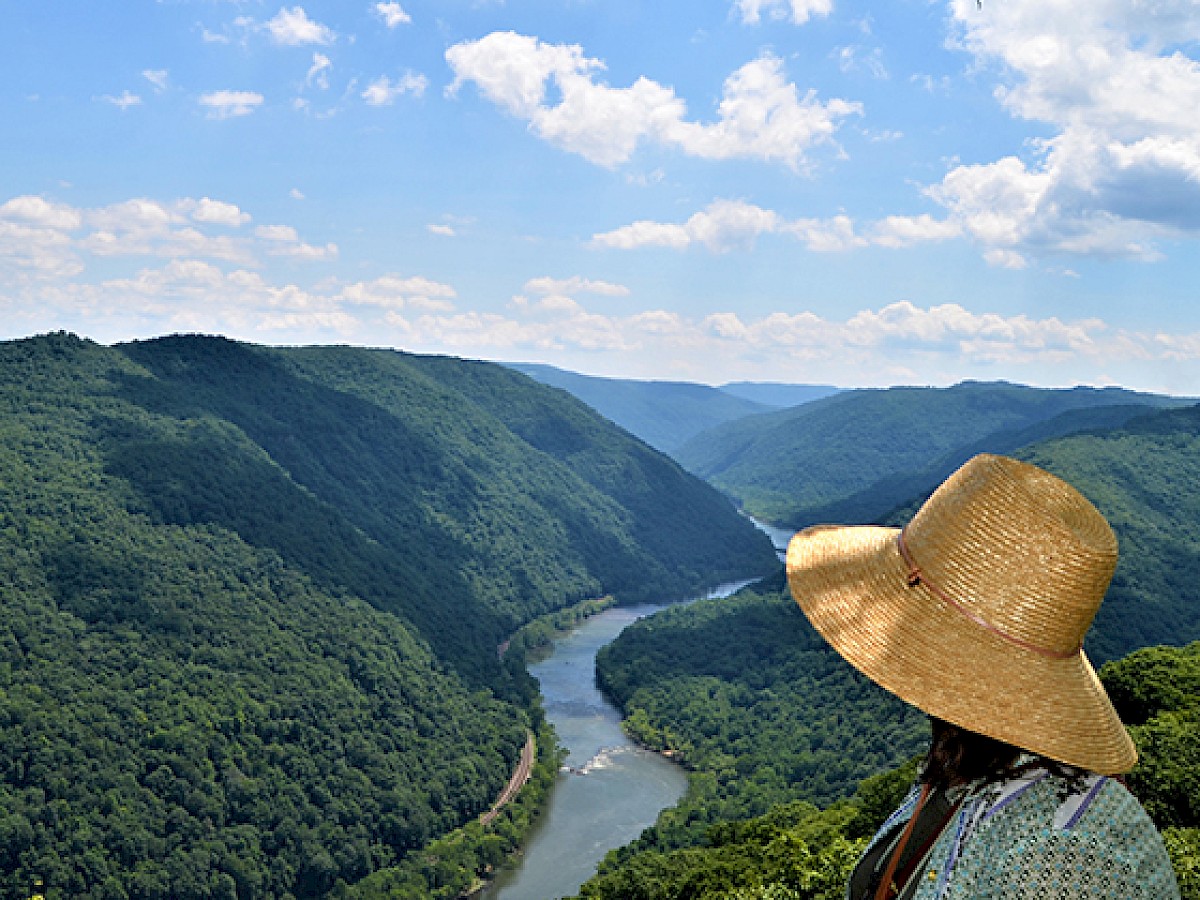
[256,224,338,259]
[374,2,411,27]
[189,198,251,227]
[199,90,264,118]
[446,32,860,169]
[925,0,1200,262]
[0,193,344,284]
[870,214,962,248]
[265,7,335,46]
[428,224,455,237]
[1,196,83,230]
[592,199,866,252]
[361,71,428,105]
[734,0,834,26]
[339,275,456,311]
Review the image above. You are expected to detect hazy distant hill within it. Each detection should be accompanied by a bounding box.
[509,363,786,454]
[0,333,777,898]
[676,381,1189,526]
[717,381,841,409]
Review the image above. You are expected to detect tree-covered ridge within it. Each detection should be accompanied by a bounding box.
[407,354,777,597]
[1010,405,1200,664]
[875,402,1200,664]
[0,332,776,898]
[674,381,1188,526]
[594,579,926,854]
[0,334,523,897]
[115,337,776,679]
[581,625,1200,899]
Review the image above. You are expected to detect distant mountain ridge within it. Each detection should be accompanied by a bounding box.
[674,380,1192,527]
[508,362,838,454]
[717,381,841,409]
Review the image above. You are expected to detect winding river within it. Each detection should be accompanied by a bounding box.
[479,578,759,900]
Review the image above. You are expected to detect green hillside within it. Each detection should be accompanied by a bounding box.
[1013,404,1200,663]
[583,407,1200,897]
[877,402,1200,664]
[594,579,926,858]
[0,332,776,899]
[675,381,1187,526]
[577,641,1200,900]
[509,363,781,454]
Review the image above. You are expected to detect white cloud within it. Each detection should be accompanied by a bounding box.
[983,248,1029,269]
[256,224,337,259]
[256,225,300,242]
[734,0,834,26]
[446,33,859,169]
[266,7,335,46]
[339,275,456,311]
[143,69,169,92]
[199,90,264,118]
[0,196,83,230]
[290,188,306,200]
[428,224,455,237]
[374,2,411,27]
[870,214,962,248]
[0,218,82,280]
[189,198,251,227]
[268,241,338,260]
[200,26,230,44]
[363,297,1167,389]
[0,193,337,281]
[924,0,1200,262]
[361,71,428,105]
[592,199,866,252]
[101,91,142,110]
[307,53,332,89]
[524,276,630,297]
[833,45,888,79]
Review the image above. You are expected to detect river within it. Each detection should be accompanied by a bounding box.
[480,578,758,900]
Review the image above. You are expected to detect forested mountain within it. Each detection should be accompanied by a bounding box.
[582,405,1200,897]
[509,363,794,454]
[578,638,1200,899]
[0,332,776,899]
[675,381,1189,527]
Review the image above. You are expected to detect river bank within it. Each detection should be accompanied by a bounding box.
[480,578,761,900]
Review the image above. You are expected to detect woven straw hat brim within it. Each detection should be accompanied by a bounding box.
[787,524,1137,775]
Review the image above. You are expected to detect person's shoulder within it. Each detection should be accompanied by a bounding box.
[976,772,1180,899]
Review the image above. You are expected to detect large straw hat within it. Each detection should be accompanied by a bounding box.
[786,453,1136,774]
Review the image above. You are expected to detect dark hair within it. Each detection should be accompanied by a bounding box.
[921,717,1022,792]
[921,717,1089,797]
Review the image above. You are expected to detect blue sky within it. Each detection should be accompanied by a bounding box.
[4,0,1200,391]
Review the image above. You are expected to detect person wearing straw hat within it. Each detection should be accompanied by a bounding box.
[786,453,1179,900]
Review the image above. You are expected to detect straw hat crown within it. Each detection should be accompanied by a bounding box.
[786,453,1137,774]
[901,453,1118,659]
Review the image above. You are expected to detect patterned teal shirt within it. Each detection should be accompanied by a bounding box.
[858,761,1180,899]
